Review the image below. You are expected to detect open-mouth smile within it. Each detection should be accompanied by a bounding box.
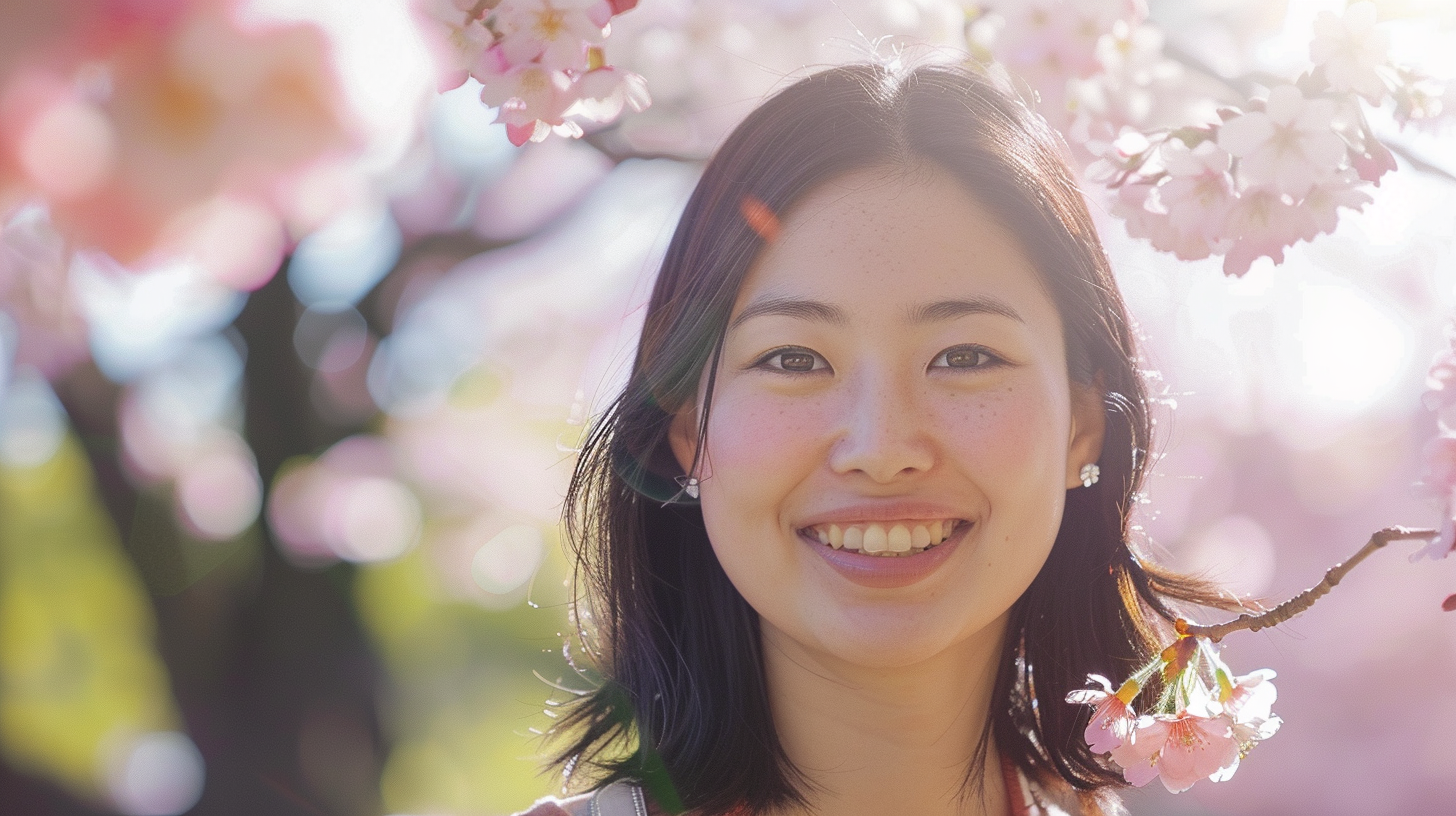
[798,519,967,557]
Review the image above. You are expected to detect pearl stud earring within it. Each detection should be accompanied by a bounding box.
[1079,463,1100,488]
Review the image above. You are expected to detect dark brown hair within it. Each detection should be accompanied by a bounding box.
[552,62,1231,815]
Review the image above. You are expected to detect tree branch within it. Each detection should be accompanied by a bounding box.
[1180,526,1440,642]
[1382,140,1456,185]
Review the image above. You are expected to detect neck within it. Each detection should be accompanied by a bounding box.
[759,616,1011,816]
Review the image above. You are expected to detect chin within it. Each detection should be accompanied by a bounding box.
[804,602,1004,670]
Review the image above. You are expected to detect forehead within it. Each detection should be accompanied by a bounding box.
[732,165,1059,328]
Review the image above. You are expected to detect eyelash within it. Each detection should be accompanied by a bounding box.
[752,346,829,374]
[929,344,1005,371]
[750,344,1005,374]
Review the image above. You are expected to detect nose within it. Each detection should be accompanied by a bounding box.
[826,370,935,484]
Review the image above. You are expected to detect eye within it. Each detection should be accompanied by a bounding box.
[754,346,829,374]
[930,345,1001,370]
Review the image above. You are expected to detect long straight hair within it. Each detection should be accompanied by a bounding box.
[553,63,1235,815]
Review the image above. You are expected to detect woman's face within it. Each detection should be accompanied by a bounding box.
[670,165,1105,670]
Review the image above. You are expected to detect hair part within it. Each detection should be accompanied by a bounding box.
[552,62,1238,815]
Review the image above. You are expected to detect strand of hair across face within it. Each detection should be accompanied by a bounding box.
[1177,525,1439,642]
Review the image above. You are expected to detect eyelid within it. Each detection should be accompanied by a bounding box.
[929,344,1006,370]
[750,345,830,373]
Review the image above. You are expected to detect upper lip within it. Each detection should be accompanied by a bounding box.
[795,501,971,529]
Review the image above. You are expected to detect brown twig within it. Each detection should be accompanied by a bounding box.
[1180,526,1439,642]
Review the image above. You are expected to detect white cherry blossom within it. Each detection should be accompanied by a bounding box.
[1158,138,1235,242]
[1310,2,1389,103]
[1219,188,1318,277]
[1217,85,1348,199]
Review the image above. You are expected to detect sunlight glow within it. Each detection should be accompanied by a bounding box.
[1297,283,1410,414]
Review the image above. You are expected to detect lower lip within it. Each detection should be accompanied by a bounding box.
[799,524,968,589]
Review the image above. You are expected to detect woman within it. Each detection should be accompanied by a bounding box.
[521,62,1228,816]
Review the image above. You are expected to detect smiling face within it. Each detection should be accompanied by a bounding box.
[669,165,1105,670]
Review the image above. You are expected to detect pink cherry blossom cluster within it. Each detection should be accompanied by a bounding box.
[1418,325,1456,566]
[969,0,1146,131]
[416,0,650,146]
[1068,633,1280,793]
[1087,2,1446,277]
[0,0,352,278]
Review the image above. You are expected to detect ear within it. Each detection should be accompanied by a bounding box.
[1065,380,1107,490]
[667,401,700,478]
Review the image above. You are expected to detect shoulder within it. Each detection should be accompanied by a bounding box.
[512,792,593,816]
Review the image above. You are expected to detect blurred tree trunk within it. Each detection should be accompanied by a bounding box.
[0,267,386,816]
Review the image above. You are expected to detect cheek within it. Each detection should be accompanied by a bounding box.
[700,392,829,489]
[931,382,1068,493]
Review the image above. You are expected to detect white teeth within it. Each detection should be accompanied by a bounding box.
[887,524,911,553]
[806,519,965,557]
[912,525,930,549]
[862,525,888,553]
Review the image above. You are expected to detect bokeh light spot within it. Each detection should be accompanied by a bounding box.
[1177,514,1277,600]
[105,731,206,816]
[471,524,545,596]
[294,306,368,373]
[19,99,117,199]
[166,197,287,292]
[0,369,67,468]
[326,476,422,563]
[175,443,262,541]
[288,202,402,310]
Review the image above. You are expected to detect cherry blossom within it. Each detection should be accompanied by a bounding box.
[1157,138,1236,244]
[1310,2,1390,103]
[1078,636,1282,792]
[479,62,583,145]
[413,0,496,91]
[1072,21,1188,136]
[415,0,647,146]
[1066,674,1140,753]
[1216,668,1282,759]
[1218,86,1347,199]
[571,65,651,123]
[1110,711,1242,793]
[1300,169,1373,237]
[1416,436,1456,561]
[494,0,611,73]
[1219,188,1319,277]
[990,1,1110,81]
[0,1,352,267]
[1424,340,1456,415]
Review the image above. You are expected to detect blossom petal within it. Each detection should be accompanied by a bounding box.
[1264,85,1306,127]
[1217,112,1274,157]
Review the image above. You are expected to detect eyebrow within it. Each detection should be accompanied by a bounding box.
[727,295,849,331]
[905,296,1024,325]
[727,294,1024,331]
